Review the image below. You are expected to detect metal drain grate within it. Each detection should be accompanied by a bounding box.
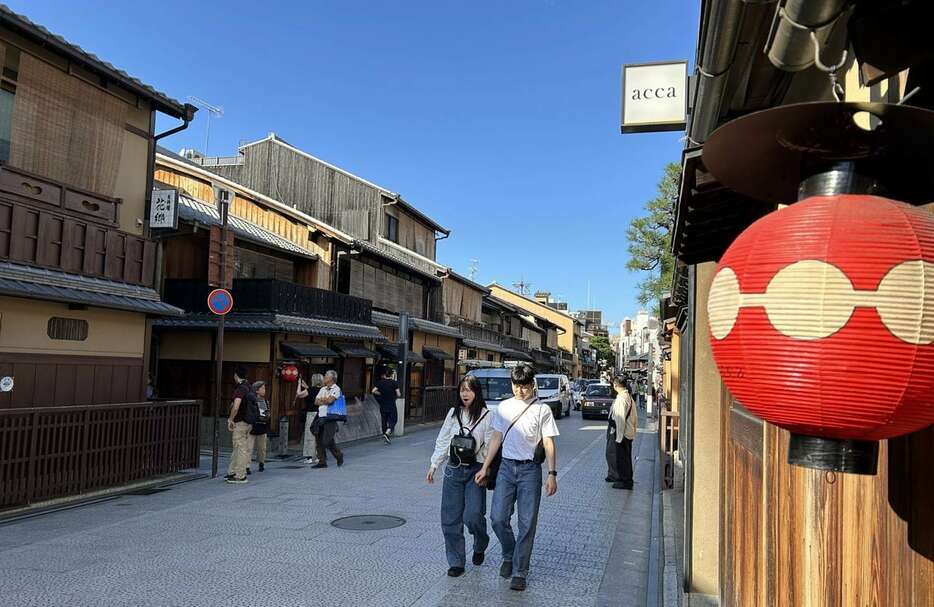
[125,487,171,496]
[279,465,305,469]
[331,515,406,531]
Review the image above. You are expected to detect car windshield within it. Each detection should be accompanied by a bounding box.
[476,377,513,401]
[586,385,612,397]
[536,377,559,390]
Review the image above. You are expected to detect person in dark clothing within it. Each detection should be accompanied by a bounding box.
[225,365,253,482]
[372,366,401,444]
[608,376,637,490]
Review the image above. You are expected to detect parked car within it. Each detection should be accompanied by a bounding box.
[469,368,515,412]
[535,374,572,419]
[581,383,614,420]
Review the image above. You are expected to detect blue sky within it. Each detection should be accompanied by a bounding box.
[14,0,698,330]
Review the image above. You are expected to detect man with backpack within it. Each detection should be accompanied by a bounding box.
[226,366,258,484]
[475,364,559,592]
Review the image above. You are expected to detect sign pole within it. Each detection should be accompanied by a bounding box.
[399,312,410,429]
[211,193,231,478]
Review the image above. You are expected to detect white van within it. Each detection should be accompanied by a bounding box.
[535,374,572,419]
[467,368,515,412]
[467,368,570,420]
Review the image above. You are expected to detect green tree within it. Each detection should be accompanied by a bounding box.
[626,162,679,313]
[589,336,616,369]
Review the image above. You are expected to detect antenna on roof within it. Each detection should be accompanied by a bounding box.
[187,96,224,156]
[513,277,532,296]
[468,259,479,281]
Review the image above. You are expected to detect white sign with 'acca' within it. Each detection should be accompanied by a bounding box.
[620,61,688,134]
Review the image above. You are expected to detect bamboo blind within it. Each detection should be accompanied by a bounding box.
[10,53,127,195]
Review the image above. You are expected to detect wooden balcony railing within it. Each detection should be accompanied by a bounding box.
[163,278,373,325]
[0,180,156,287]
[410,386,458,424]
[0,400,200,511]
[451,320,530,352]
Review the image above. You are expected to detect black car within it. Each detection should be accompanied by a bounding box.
[580,384,614,420]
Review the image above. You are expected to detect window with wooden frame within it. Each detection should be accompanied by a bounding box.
[384,212,399,243]
[47,317,88,341]
[0,44,19,163]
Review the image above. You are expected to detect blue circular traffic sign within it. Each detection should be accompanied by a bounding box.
[207,288,233,315]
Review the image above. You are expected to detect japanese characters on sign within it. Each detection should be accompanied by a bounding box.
[150,189,178,229]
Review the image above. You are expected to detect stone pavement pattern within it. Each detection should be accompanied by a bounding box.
[0,412,657,607]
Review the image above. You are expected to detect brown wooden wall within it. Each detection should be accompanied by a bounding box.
[348,257,425,317]
[0,196,155,286]
[443,277,484,323]
[385,204,436,259]
[720,387,934,606]
[0,353,144,409]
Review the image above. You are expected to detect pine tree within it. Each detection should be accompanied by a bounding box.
[626,162,679,313]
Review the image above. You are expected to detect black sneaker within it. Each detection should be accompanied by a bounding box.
[447,567,465,577]
[605,476,616,482]
[336,454,344,467]
[382,432,391,445]
[499,561,512,579]
[472,552,485,566]
[225,476,248,484]
[612,482,633,490]
[224,474,234,481]
[510,577,527,591]
[258,463,265,472]
[245,468,252,475]
[311,463,328,469]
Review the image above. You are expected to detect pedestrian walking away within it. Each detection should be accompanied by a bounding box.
[249,381,270,472]
[427,375,494,578]
[373,366,401,444]
[226,366,257,484]
[608,375,637,490]
[312,370,345,468]
[300,374,322,465]
[475,364,559,592]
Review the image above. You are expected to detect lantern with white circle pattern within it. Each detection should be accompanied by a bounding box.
[707,194,934,473]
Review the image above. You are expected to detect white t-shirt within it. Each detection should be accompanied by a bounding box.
[316,384,341,417]
[493,397,559,461]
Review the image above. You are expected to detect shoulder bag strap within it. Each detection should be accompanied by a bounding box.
[468,408,490,433]
[502,398,538,441]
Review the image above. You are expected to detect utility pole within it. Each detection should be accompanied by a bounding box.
[513,277,532,296]
[398,312,410,433]
[210,188,231,478]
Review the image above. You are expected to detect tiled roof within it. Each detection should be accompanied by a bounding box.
[0,262,182,316]
[0,5,190,119]
[461,338,507,354]
[370,311,463,339]
[354,241,441,283]
[153,313,385,342]
[171,192,317,259]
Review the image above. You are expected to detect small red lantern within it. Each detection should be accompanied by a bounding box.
[708,194,934,473]
[279,364,299,382]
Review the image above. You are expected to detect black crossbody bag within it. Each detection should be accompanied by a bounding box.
[449,407,489,467]
[486,399,544,491]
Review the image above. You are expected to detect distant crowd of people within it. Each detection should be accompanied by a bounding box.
[221,361,637,593]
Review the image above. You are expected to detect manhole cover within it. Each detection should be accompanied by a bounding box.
[331,515,406,531]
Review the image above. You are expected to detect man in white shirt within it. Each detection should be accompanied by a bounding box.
[311,370,344,468]
[475,364,559,592]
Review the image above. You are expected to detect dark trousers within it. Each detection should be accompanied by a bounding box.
[614,437,634,488]
[315,420,343,463]
[605,425,619,481]
[380,406,397,434]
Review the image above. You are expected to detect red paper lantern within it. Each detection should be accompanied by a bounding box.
[280,364,299,382]
[708,195,934,448]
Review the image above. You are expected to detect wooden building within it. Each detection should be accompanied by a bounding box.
[0,7,194,409]
[667,3,933,605]
[150,151,386,444]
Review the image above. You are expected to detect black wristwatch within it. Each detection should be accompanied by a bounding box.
[548,470,557,476]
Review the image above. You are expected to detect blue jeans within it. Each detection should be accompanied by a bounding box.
[441,462,489,568]
[490,459,543,579]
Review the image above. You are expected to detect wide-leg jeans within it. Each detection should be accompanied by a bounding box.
[441,462,489,568]
[490,458,543,579]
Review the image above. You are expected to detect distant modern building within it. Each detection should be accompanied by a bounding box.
[576,309,609,338]
[619,311,661,408]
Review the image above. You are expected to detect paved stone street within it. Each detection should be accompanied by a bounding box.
[0,412,657,607]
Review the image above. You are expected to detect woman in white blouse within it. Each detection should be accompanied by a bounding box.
[427,375,495,577]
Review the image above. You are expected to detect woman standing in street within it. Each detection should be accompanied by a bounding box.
[301,374,324,465]
[426,375,494,577]
[608,375,637,490]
